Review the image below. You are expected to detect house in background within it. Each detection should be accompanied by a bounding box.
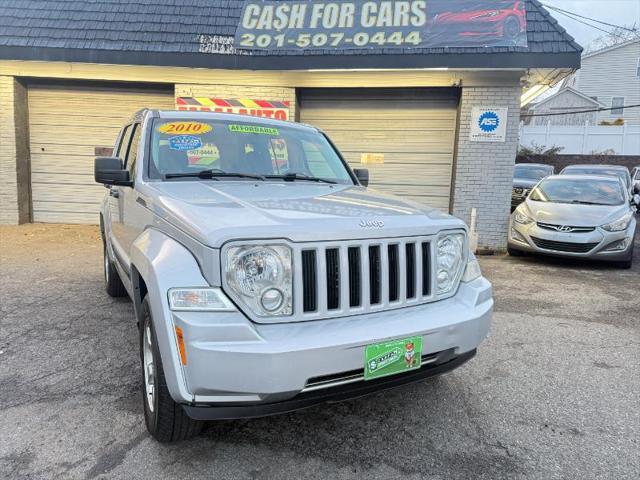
[524,86,603,125]
[524,39,640,126]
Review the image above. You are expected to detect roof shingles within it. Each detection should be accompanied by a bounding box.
[0,0,582,69]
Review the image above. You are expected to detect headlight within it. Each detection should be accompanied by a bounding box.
[514,207,534,225]
[436,233,466,295]
[601,212,633,232]
[168,288,236,311]
[225,245,292,317]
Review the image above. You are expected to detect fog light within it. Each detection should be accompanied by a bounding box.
[603,238,630,252]
[260,288,284,312]
[511,228,527,243]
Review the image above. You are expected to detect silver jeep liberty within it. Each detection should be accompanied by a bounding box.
[95,109,493,442]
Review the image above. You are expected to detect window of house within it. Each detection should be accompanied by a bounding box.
[637,57,640,78]
[611,97,624,116]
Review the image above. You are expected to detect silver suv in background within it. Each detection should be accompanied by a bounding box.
[95,110,493,442]
[508,175,638,268]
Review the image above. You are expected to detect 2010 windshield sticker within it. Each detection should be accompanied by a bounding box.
[229,124,280,136]
[169,135,203,151]
[158,122,212,135]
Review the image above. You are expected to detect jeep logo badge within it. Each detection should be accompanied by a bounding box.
[359,219,384,229]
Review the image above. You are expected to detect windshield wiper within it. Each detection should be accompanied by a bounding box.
[165,169,265,181]
[569,200,604,205]
[264,173,337,184]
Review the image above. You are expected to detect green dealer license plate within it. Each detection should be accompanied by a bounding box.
[364,336,423,381]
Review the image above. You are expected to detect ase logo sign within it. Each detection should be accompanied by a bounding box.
[478,111,500,132]
[470,107,508,143]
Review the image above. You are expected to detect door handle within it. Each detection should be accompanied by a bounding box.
[109,188,120,198]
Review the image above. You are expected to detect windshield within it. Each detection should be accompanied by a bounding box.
[529,178,625,206]
[149,119,354,184]
[562,167,629,188]
[514,165,552,181]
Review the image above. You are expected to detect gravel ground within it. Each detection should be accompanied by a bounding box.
[0,224,638,480]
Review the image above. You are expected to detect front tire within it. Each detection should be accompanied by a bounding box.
[614,257,633,270]
[508,246,524,257]
[103,241,127,297]
[140,297,202,443]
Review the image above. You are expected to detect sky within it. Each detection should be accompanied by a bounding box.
[540,0,640,50]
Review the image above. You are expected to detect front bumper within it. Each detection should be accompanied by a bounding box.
[508,219,636,261]
[184,348,476,420]
[167,277,492,413]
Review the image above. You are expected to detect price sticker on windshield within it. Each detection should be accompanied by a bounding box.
[158,122,212,135]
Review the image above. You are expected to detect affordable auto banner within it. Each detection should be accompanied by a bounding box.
[235,0,527,51]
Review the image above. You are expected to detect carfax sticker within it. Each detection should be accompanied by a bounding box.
[229,124,279,136]
[158,122,212,135]
[169,135,203,151]
[364,336,423,381]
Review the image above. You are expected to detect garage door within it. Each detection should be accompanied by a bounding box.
[300,88,459,211]
[28,83,174,224]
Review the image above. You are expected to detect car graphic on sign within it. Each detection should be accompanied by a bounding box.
[431,0,526,41]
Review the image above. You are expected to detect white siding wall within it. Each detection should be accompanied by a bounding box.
[576,41,640,125]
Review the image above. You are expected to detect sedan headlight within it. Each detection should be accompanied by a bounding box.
[514,207,534,225]
[436,233,466,295]
[225,245,292,317]
[601,212,633,232]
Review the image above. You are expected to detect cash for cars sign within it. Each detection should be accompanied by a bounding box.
[235,0,527,51]
[470,107,508,143]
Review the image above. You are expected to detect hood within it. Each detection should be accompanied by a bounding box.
[523,199,629,227]
[140,181,463,248]
[512,178,539,189]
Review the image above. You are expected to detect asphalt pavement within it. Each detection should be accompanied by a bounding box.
[0,224,638,480]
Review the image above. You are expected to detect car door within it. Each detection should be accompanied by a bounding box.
[118,123,147,261]
[108,124,132,262]
[110,123,138,266]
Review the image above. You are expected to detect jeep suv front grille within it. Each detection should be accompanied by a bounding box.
[296,237,435,319]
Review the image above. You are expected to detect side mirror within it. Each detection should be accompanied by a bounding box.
[633,194,640,208]
[95,157,132,186]
[354,168,369,187]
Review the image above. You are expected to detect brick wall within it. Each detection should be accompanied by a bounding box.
[175,84,297,120]
[0,76,30,224]
[452,85,522,251]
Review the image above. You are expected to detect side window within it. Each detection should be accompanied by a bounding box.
[302,140,336,178]
[115,125,131,158]
[125,124,142,177]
